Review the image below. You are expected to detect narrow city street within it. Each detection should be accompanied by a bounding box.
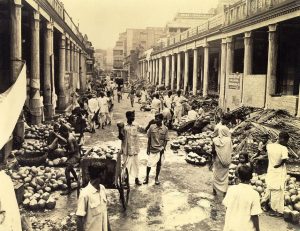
[33,95,298,231]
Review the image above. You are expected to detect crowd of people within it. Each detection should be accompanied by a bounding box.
[0,79,292,231]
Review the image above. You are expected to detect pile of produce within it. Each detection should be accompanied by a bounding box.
[15,140,48,156]
[10,166,76,211]
[13,140,48,166]
[46,157,68,166]
[185,152,207,166]
[247,173,300,224]
[25,124,53,139]
[84,144,120,160]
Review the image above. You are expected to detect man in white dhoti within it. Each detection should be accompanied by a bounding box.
[119,111,142,186]
[144,113,169,185]
[262,131,290,216]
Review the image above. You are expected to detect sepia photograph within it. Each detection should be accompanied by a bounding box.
[0,0,300,230]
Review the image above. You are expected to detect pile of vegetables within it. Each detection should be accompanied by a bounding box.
[85,144,120,160]
[25,124,53,139]
[185,152,207,166]
[10,166,77,211]
[46,157,68,166]
[14,140,48,156]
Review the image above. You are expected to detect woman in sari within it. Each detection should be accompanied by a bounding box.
[212,125,233,196]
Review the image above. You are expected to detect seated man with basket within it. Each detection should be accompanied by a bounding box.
[117,111,142,186]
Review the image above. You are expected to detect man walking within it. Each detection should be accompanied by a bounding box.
[262,131,289,216]
[97,92,109,129]
[118,111,142,185]
[144,113,169,185]
[173,90,186,123]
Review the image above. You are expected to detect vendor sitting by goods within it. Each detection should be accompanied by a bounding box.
[251,133,270,174]
[58,124,80,195]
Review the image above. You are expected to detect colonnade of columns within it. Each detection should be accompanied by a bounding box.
[143,23,285,112]
[9,1,88,124]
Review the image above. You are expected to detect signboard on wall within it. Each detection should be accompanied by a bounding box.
[225,73,243,110]
[228,75,241,90]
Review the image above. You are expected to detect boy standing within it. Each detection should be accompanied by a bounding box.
[223,165,261,231]
[144,113,169,185]
[76,166,109,231]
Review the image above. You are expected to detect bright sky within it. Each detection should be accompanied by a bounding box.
[62,0,219,49]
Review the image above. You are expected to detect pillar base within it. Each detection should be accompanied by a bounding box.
[44,104,54,120]
[29,98,42,125]
[57,95,67,111]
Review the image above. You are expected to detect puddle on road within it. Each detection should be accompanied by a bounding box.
[127,185,211,230]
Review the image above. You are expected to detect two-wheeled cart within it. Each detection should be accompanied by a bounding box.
[80,151,130,210]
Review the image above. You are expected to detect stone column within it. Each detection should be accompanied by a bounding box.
[177,53,181,91]
[203,45,209,97]
[266,24,278,107]
[243,32,253,76]
[149,60,152,83]
[226,37,234,75]
[10,0,22,83]
[183,51,189,94]
[30,11,41,124]
[44,21,54,119]
[298,85,300,117]
[165,55,170,87]
[70,42,73,72]
[171,54,175,90]
[219,38,227,108]
[58,34,66,111]
[66,38,70,72]
[79,50,86,91]
[159,57,163,85]
[193,48,198,96]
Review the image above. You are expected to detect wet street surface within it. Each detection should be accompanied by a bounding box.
[33,95,299,231]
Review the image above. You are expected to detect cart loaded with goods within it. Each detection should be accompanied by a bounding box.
[80,144,130,210]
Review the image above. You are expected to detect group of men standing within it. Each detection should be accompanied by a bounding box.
[118,110,169,186]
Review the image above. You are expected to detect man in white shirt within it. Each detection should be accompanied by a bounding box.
[0,166,22,231]
[173,90,186,123]
[151,94,162,114]
[97,92,109,129]
[223,165,261,231]
[88,95,99,132]
[262,131,289,216]
[187,105,198,122]
[164,91,173,110]
[76,166,109,231]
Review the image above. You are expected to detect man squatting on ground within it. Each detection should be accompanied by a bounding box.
[144,113,169,185]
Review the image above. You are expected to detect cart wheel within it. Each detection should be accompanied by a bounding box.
[118,168,130,211]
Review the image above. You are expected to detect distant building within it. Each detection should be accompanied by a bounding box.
[113,28,165,69]
[165,12,215,37]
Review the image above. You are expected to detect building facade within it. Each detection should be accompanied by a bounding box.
[113,27,165,70]
[141,0,300,116]
[0,0,94,125]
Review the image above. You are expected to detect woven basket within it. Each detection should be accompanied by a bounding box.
[16,153,47,166]
[22,151,46,159]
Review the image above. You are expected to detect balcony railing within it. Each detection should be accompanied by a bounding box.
[224,0,291,25]
[161,13,223,49]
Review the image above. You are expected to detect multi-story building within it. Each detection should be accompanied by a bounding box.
[94,49,107,70]
[113,32,126,69]
[113,28,165,70]
[142,0,300,117]
[165,12,215,37]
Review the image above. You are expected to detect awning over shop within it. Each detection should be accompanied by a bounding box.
[0,64,26,149]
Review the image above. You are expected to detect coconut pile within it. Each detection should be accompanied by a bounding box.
[10,166,78,211]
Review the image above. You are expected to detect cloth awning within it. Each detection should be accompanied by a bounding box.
[0,63,26,149]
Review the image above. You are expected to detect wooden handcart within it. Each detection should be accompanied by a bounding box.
[80,151,130,210]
